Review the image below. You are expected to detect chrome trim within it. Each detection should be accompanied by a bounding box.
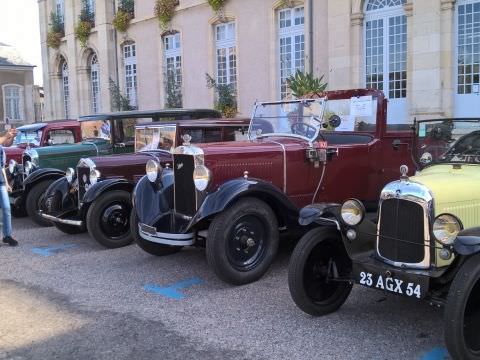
[265,140,287,193]
[82,141,99,155]
[138,224,195,246]
[77,157,96,169]
[39,211,84,227]
[376,180,435,269]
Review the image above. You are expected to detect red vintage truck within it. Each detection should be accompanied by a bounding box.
[5,120,81,164]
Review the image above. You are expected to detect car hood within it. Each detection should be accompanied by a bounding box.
[411,164,480,228]
[85,151,172,180]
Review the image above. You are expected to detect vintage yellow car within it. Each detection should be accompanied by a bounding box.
[288,118,480,360]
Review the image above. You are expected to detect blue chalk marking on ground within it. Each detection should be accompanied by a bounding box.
[144,277,205,300]
[31,244,78,257]
[420,347,449,360]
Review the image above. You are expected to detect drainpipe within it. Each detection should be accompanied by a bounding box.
[113,0,120,108]
[308,0,314,74]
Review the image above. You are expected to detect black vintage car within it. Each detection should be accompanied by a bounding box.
[40,116,249,249]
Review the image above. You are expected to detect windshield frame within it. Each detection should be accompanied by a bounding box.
[247,98,327,142]
[415,118,480,168]
[14,129,43,146]
[134,125,177,153]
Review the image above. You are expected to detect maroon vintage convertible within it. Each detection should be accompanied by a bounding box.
[40,117,249,248]
[131,89,416,285]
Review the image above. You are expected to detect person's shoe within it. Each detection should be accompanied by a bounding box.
[3,236,18,247]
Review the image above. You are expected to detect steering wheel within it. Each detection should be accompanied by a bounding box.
[291,122,317,138]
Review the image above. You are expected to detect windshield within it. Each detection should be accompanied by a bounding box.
[416,119,480,166]
[249,99,326,141]
[13,130,42,146]
[81,120,111,141]
[135,126,176,152]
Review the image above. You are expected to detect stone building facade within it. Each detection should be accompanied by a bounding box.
[38,0,480,123]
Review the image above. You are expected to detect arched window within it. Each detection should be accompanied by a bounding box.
[61,61,70,118]
[455,0,480,117]
[90,54,100,113]
[278,5,305,99]
[364,0,407,122]
[2,84,24,121]
[163,33,183,108]
[123,43,137,108]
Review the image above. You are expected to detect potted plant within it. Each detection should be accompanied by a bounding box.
[112,0,135,33]
[286,71,328,98]
[205,73,237,118]
[46,12,64,49]
[75,0,95,48]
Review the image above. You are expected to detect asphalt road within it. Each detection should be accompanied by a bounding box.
[0,217,450,360]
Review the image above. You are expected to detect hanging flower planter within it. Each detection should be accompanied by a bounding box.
[154,0,179,29]
[75,20,92,48]
[208,0,227,12]
[46,11,64,49]
[113,0,135,33]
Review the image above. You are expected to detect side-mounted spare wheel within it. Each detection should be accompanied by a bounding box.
[26,180,55,227]
[288,227,353,316]
[130,211,182,256]
[444,253,480,360]
[86,190,133,249]
[206,197,280,285]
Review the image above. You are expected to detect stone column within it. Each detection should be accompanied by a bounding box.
[440,0,456,117]
[76,66,91,116]
[350,11,364,88]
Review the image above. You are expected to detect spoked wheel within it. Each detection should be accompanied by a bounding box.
[288,227,353,316]
[445,254,480,360]
[86,190,133,249]
[206,198,279,285]
[130,211,182,256]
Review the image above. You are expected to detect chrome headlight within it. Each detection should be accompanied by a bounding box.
[8,160,16,174]
[340,199,365,226]
[146,160,161,183]
[193,165,211,191]
[433,214,462,245]
[27,149,39,166]
[90,169,100,185]
[24,161,33,174]
[65,168,75,184]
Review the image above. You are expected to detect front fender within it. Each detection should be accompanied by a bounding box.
[23,168,65,190]
[42,177,77,216]
[298,203,341,227]
[82,178,133,205]
[454,227,480,256]
[188,178,298,230]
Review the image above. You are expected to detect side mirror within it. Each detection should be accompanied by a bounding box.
[328,115,342,129]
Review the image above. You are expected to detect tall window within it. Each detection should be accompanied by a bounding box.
[365,0,407,99]
[215,22,237,89]
[457,1,480,95]
[278,6,305,99]
[56,0,64,23]
[90,54,100,113]
[2,85,24,121]
[61,61,70,118]
[124,43,137,108]
[163,33,182,108]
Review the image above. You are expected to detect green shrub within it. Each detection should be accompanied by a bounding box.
[286,71,328,98]
[154,0,178,28]
[206,73,237,118]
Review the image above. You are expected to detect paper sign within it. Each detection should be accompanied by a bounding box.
[350,96,373,117]
[473,84,480,94]
[336,115,355,132]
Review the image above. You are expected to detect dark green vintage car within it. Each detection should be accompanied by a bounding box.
[8,109,221,226]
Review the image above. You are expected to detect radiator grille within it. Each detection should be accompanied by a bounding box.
[77,166,91,203]
[173,154,196,216]
[377,198,425,264]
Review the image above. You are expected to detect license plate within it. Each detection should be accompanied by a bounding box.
[354,264,428,299]
[140,223,157,236]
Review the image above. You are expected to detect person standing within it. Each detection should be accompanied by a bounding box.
[0,127,18,246]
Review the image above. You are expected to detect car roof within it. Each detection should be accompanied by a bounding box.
[134,117,250,128]
[79,109,222,122]
[16,119,78,132]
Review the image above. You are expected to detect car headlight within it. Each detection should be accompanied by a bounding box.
[146,160,161,183]
[90,169,100,185]
[340,199,365,226]
[193,165,211,191]
[433,214,462,245]
[8,160,16,174]
[24,161,32,174]
[65,168,75,184]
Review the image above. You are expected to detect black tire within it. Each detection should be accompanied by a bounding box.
[206,197,279,285]
[11,205,27,218]
[26,180,54,227]
[130,210,182,256]
[288,227,353,316]
[53,222,87,235]
[86,190,133,249]
[444,254,480,360]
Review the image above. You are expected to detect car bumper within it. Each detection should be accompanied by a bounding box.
[38,210,84,227]
[138,222,195,246]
